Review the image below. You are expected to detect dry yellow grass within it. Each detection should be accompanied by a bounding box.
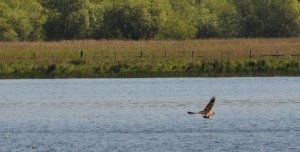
[1,39,300,78]
[1,38,300,62]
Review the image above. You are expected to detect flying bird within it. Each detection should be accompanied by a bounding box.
[187,96,216,119]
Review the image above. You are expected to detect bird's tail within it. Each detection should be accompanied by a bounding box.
[187,111,197,114]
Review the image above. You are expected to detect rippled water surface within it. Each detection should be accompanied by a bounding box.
[0,78,300,152]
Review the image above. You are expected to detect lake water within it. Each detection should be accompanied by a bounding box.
[0,78,300,152]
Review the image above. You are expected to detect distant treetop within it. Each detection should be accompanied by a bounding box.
[0,0,300,41]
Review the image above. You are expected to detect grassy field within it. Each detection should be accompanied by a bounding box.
[1,38,300,78]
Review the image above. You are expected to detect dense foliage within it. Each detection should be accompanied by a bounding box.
[1,0,300,41]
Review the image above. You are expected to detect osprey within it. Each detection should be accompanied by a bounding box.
[187,96,216,119]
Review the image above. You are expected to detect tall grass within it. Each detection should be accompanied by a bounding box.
[1,38,300,61]
[0,39,300,78]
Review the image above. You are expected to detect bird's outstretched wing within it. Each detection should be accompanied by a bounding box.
[202,96,215,113]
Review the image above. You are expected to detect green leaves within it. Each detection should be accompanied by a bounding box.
[1,0,300,40]
[236,0,300,37]
[100,0,159,40]
[43,0,91,40]
[197,0,239,38]
[158,12,197,39]
[0,0,45,41]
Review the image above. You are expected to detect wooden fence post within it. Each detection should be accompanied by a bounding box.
[114,51,117,60]
[80,50,84,59]
[140,50,143,58]
[249,50,252,59]
[33,52,36,60]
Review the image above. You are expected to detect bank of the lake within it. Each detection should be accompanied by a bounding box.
[1,58,300,78]
[1,39,300,78]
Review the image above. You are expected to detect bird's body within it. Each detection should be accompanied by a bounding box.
[187,96,216,119]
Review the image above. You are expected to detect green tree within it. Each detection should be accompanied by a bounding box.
[157,0,198,39]
[100,0,161,40]
[197,0,239,38]
[158,12,197,39]
[89,0,106,39]
[0,2,17,41]
[42,0,92,40]
[169,0,199,24]
[235,0,300,37]
[147,0,170,39]
[0,0,45,41]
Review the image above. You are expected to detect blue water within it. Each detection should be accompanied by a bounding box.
[0,78,300,152]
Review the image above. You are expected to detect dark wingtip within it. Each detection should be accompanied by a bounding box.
[187,112,193,114]
[203,115,211,119]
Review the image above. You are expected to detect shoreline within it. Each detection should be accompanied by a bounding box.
[1,58,299,79]
[1,39,300,79]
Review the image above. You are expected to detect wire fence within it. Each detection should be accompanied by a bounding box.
[2,50,300,62]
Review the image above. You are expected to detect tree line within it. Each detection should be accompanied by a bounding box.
[1,0,300,41]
